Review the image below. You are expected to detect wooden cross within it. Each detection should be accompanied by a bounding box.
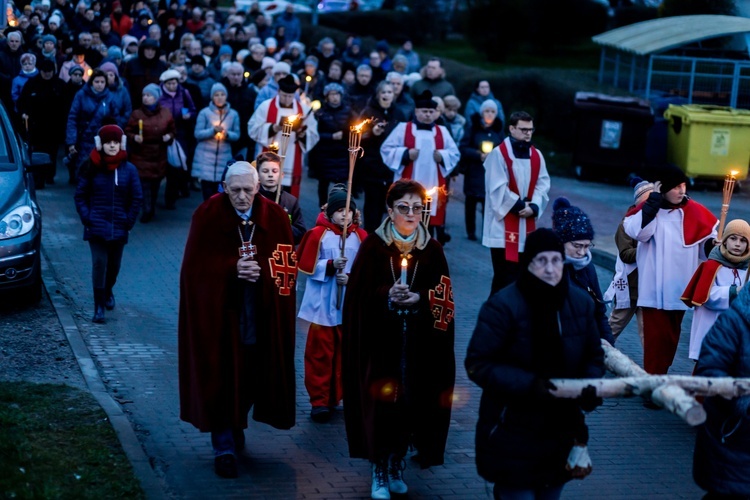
[268,244,297,296]
[428,275,454,331]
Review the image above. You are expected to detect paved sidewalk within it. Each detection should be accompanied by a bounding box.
[35,172,727,499]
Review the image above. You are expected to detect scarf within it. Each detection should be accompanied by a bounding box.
[565,251,592,271]
[712,245,750,269]
[89,149,127,171]
[374,217,430,256]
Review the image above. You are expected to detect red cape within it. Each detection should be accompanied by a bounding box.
[342,234,455,467]
[178,193,297,431]
[296,212,368,275]
[629,198,717,245]
[681,259,722,308]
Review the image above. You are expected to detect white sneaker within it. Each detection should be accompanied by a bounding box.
[371,461,391,499]
[387,454,408,495]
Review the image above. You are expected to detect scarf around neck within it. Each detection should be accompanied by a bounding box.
[89,149,127,171]
[565,251,592,271]
[374,217,430,256]
[712,245,750,269]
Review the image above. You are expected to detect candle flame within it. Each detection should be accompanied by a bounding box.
[311,100,321,111]
[351,119,370,133]
[427,186,438,196]
[401,258,408,267]
[269,142,279,152]
[286,114,299,124]
[243,71,250,78]
[305,75,312,82]
[730,170,739,177]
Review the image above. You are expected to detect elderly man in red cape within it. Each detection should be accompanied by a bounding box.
[178,161,297,479]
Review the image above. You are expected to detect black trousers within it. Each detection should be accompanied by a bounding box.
[89,238,125,292]
[164,167,185,207]
[490,247,523,297]
[465,195,485,237]
[140,178,162,215]
[363,181,389,233]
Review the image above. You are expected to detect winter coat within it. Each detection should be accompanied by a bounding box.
[222,78,258,153]
[0,45,22,105]
[108,78,132,128]
[74,158,143,243]
[409,76,455,99]
[11,69,39,108]
[567,260,616,345]
[465,279,604,488]
[459,113,504,198]
[186,70,216,107]
[357,100,406,185]
[159,83,197,146]
[124,105,176,180]
[309,102,352,182]
[193,102,240,182]
[66,85,129,170]
[464,90,505,127]
[346,81,374,115]
[17,74,66,144]
[693,285,750,496]
[393,91,415,123]
[122,46,168,108]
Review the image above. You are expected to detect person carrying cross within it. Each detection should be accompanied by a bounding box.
[178,161,298,479]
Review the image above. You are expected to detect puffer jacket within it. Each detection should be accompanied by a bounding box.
[693,285,750,497]
[124,105,176,180]
[309,102,352,181]
[74,157,143,243]
[11,69,39,108]
[66,85,129,170]
[108,77,132,129]
[193,102,240,182]
[466,279,604,488]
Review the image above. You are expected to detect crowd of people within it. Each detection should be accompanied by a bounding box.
[4,1,750,499]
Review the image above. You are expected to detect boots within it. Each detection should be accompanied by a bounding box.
[371,460,390,500]
[104,288,115,310]
[92,288,106,323]
[387,454,408,494]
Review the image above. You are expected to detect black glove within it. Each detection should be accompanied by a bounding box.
[577,385,602,412]
[530,377,557,402]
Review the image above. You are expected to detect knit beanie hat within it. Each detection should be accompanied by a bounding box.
[210,82,227,98]
[720,219,750,263]
[323,82,344,97]
[479,99,498,113]
[159,69,180,82]
[520,228,564,267]
[99,61,118,77]
[218,44,233,57]
[250,69,267,86]
[95,124,126,150]
[414,90,437,109]
[190,55,206,67]
[278,74,298,93]
[658,164,688,194]
[69,64,84,76]
[551,197,595,243]
[630,176,654,204]
[107,46,123,60]
[41,33,56,46]
[272,61,291,75]
[142,83,161,100]
[326,186,356,218]
[47,14,61,26]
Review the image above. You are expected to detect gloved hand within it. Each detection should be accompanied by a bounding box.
[530,378,557,402]
[577,385,602,412]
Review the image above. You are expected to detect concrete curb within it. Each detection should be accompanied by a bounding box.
[40,252,167,500]
[592,248,617,273]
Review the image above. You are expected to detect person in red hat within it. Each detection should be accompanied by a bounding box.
[74,124,143,323]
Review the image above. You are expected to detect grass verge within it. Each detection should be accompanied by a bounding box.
[0,381,144,499]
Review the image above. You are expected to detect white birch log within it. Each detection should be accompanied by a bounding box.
[549,376,750,399]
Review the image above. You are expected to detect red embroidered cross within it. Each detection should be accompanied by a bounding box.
[506,231,518,243]
[268,244,297,296]
[428,275,454,331]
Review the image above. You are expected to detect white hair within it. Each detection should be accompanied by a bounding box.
[224,162,258,184]
[385,71,404,83]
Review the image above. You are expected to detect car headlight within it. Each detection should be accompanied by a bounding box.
[0,205,35,239]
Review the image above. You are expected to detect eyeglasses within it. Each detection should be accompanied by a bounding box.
[515,127,535,134]
[570,242,595,251]
[394,204,424,215]
[530,255,564,268]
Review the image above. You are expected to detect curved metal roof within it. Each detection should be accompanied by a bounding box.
[592,15,750,56]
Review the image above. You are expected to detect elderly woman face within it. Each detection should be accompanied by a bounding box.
[564,240,592,259]
[528,251,564,286]
[482,107,497,125]
[387,193,424,237]
[377,85,394,108]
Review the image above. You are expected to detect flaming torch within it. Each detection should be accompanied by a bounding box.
[423,186,438,228]
[717,170,739,241]
[276,114,299,203]
[336,119,370,309]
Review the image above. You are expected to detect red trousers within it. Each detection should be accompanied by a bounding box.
[304,324,343,407]
[641,307,685,374]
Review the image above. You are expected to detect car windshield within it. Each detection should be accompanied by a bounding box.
[0,121,16,171]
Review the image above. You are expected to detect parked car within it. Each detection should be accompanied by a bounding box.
[0,102,50,303]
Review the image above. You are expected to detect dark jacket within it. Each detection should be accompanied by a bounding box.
[122,43,168,108]
[125,105,176,180]
[222,78,258,154]
[393,91,415,124]
[357,100,406,185]
[258,186,306,244]
[0,44,22,107]
[466,277,604,488]
[566,261,615,345]
[346,80,374,115]
[74,157,143,243]
[309,102,352,182]
[459,112,504,198]
[186,69,216,107]
[159,82,197,149]
[693,285,750,497]
[17,74,67,144]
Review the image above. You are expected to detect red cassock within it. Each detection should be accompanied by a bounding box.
[178,192,298,432]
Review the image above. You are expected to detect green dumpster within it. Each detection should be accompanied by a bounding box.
[663,104,750,180]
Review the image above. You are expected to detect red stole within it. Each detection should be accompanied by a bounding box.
[498,140,541,262]
[680,259,723,307]
[297,212,368,275]
[629,199,717,245]
[402,122,446,226]
[264,98,303,198]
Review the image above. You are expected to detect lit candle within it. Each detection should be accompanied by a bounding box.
[718,169,740,240]
[481,141,493,154]
[304,74,312,94]
[269,142,279,153]
[138,119,143,137]
[401,258,408,285]
[423,187,437,227]
[311,100,321,111]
